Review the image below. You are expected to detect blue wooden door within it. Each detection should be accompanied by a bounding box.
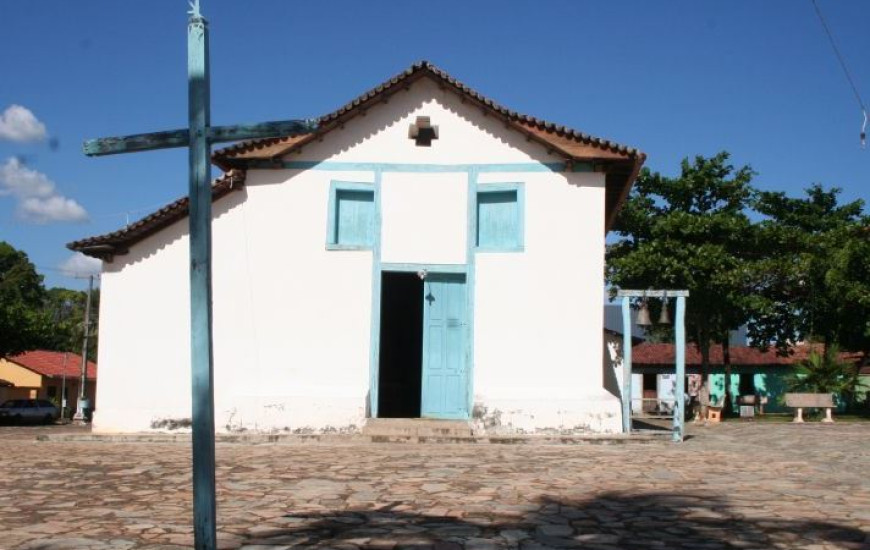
[421,274,468,419]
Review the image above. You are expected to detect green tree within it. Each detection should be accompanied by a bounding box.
[749,185,866,355]
[825,223,870,362]
[607,152,756,399]
[0,242,51,356]
[787,345,861,407]
[42,287,98,358]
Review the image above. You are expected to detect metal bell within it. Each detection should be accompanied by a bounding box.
[658,300,671,325]
[636,300,652,327]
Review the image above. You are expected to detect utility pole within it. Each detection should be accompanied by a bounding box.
[73,275,94,424]
[60,352,68,421]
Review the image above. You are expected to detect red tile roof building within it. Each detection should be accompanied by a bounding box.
[632,343,863,367]
[7,350,97,380]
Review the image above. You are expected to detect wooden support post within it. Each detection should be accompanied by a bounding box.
[673,295,686,442]
[187,7,217,550]
[621,296,632,434]
[617,289,689,440]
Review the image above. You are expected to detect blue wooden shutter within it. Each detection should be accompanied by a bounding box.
[335,189,374,246]
[477,190,518,248]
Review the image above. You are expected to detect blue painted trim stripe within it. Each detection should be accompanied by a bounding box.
[246,160,594,173]
[367,170,383,418]
[381,263,468,274]
[465,168,478,417]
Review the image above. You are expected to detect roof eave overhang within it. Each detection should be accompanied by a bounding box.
[67,169,246,260]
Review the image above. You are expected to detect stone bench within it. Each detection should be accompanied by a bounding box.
[784,393,835,423]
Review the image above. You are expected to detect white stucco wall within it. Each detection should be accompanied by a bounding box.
[381,172,467,265]
[95,169,375,433]
[96,220,193,432]
[472,171,621,433]
[93,75,624,433]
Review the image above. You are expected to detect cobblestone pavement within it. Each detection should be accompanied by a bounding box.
[2,423,869,550]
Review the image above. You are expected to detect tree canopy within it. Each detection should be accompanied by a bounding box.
[749,185,868,357]
[607,152,756,370]
[608,153,868,368]
[0,241,97,359]
[0,242,51,357]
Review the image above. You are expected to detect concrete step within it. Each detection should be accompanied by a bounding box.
[362,418,473,438]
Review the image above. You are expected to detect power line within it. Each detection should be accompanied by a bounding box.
[810,0,867,145]
[35,265,101,280]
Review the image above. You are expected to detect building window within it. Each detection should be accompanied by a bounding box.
[327,182,375,249]
[476,183,524,251]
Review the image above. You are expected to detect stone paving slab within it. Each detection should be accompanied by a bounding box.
[1,423,869,549]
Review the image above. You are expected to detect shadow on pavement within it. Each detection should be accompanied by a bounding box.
[241,492,867,549]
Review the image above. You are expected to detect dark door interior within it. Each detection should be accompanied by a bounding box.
[378,271,424,418]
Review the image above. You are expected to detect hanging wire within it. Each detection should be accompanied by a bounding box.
[810,0,868,147]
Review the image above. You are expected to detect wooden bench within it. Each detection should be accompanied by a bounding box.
[784,393,835,423]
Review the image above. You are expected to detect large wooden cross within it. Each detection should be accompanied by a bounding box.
[83,3,316,549]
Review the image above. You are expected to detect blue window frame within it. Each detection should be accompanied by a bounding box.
[327,181,375,249]
[475,183,524,251]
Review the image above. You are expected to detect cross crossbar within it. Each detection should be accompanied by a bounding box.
[83,119,319,156]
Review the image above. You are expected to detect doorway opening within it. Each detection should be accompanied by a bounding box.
[377,271,424,418]
[642,372,657,413]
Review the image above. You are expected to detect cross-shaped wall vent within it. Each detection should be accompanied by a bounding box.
[408,116,439,147]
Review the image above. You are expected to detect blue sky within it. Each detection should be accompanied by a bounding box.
[1,1,868,290]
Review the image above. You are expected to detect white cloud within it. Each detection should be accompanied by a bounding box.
[0,157,89,223]
[0,157,54,198]
[0,105,47,142]
[19,196,89,224]
[59,252,102,278]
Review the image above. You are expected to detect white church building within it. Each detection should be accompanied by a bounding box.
[69,62,645,434]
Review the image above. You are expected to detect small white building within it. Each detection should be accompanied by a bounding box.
[70,62,645,434]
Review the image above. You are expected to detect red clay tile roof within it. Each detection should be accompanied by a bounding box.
[7,350,97,380]
[67,170,245,260]
[213,61,645,231]
[633,343,864,367]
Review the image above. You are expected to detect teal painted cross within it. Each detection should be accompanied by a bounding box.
[83,3,316,549]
